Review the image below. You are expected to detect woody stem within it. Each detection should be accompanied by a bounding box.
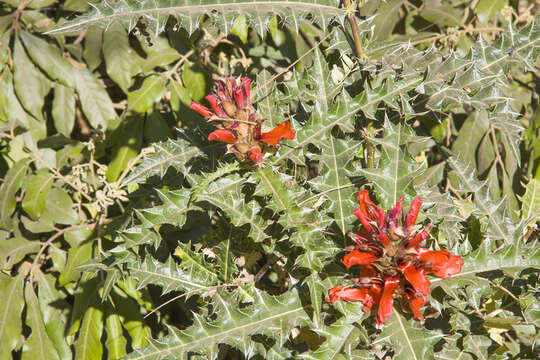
[343,0,366,59]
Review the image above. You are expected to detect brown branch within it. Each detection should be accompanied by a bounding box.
[343,0,366,59]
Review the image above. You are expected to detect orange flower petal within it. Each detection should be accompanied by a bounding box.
[405,197,422,227]
[377,277,399,325]
[406,292,428,321]
[354,207,373,232]
[190,101,212,117]
[205,95,227,118]
[325,286,369,303]
[341,250,378,268]
[208,129,237,143]
[416,249,463,278]
[399,261,431,296]
[259,121,295,146]
[249,147,263,162]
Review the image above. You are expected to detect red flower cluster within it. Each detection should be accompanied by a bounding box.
[190,77,295,162]
[326,191,463,325]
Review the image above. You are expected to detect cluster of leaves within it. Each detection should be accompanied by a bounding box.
[0,0,539,359]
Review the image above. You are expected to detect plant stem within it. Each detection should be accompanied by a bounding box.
[343,0,366,59]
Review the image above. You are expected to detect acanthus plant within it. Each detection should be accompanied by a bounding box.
[190,77,295,162]
[0,1,538,359]
[326,190,463,325]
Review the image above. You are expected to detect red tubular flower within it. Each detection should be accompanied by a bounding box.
[249,147,263,162]
[406,197,422,227]
[377,277,399,325]
[416,249,463,278]
[190,102,212,118]
[325,286,370,303]
[399,261,430,296]
[205,95,227,118]
[342,250,378,268]
[258,121,295,146]
[327,192,463,325]
[190,77,294,163]
[406,291,428,321]
[208,129,237,143]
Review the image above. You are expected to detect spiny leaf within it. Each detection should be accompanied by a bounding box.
[121,136,204,186]
[136,188,191,228]
[446,155,517,244]
[272,76,422,165]
[375,311,444,360]
[45,0,346,36]
[520,178,540,225]
[309,136,360,235]
[196,174,268,242]
[359,119,425,208]
[433,241,540,287]
[122,288,309,359]
[128,254,218,294]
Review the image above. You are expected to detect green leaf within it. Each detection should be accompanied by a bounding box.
[232,15,248,43]
[309,136,360,234]
[45,0,345,36]
[36,272,72,360]
[52,84,76,136]
[254,70,286,128]
[13,37,51,120]
[83,26,103,72]
[169,81,191,111]
[141,37,180,73]
[128,253,215,294]
[143,111,171,143]
[372,0,404,40]
[451,110,489,170]
[121,136,204,186]
[123,288,309,359]
[446,155,516,244]
[0,158,31,228]
[75,69,117,130]
[59,242,93,286]
[111,290,150,350]
[106,117,144,182]
[181,63,207,102]
[273,73,422,166]
[0,273,25,359]
[521,178,540,225]
[74,291,104,360]
[44,188,79,225]
[127,75,166,113]
[105,305,127,360]
[196,175,268,242]
[420,0,462,27]
[22,284,61,360]
[476,0,507,23]
[102,21,140,93]
[22,168,54,220]
[433,241,540,289]
[19,30,75,87]
[375,311,443,360]
[359,119,425,208]
[0,237,40,270]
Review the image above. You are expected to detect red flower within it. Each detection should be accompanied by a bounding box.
[258,121,296,146]
[326,192,463,325]
[208,129,237,143]
[189,77,295,162]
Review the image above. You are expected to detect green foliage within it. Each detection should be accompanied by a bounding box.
[0,0,539,359]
